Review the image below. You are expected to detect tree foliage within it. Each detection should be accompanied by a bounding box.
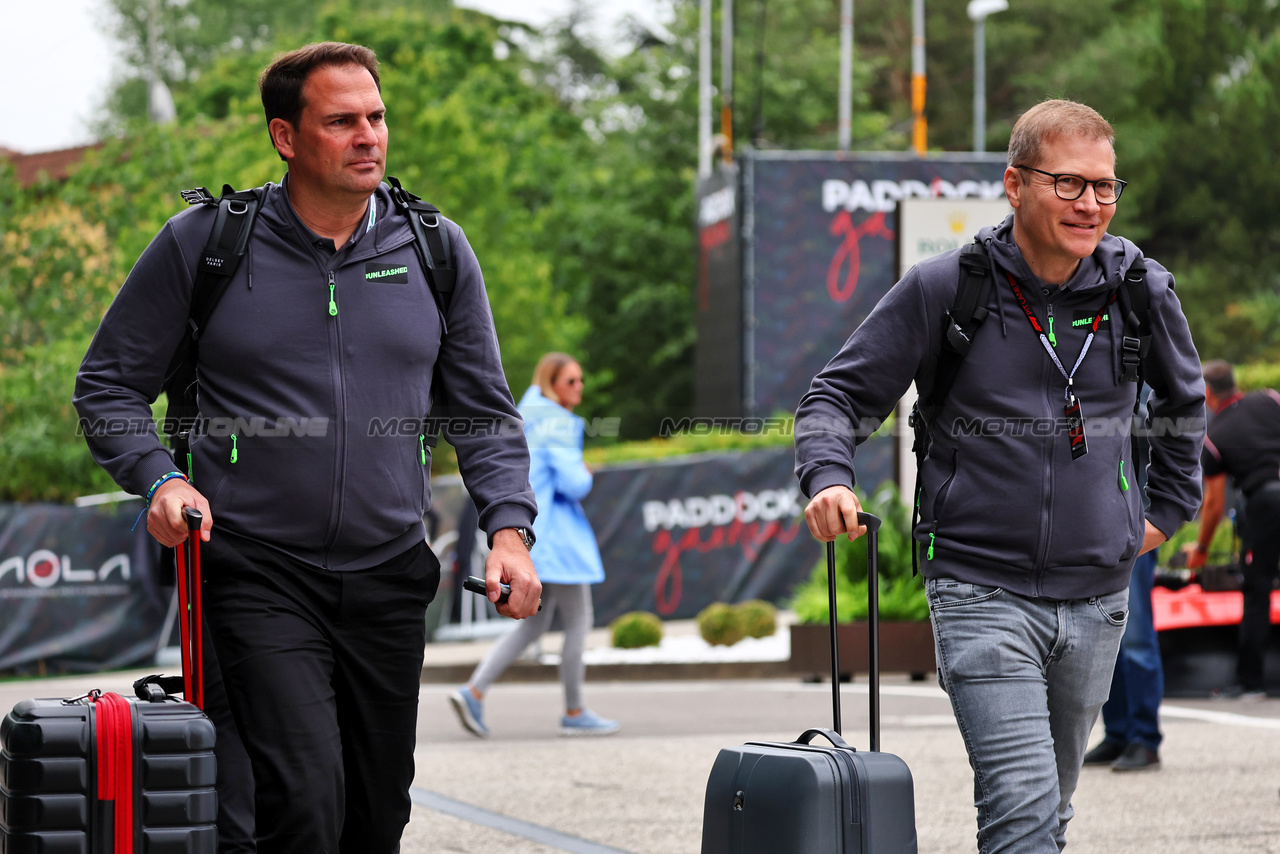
[6,0,1280,502]
[3,6,590,500]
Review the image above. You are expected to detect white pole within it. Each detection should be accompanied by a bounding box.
[838,0,853,151]
[721,0,734,163]
[973,17,986,152]
[699,0,713,178]
[967,0,1008,153]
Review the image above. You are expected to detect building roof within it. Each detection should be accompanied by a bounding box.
[1,143,102,187]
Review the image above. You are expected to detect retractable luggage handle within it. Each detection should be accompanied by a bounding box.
[826,511,882,751]
[173,508,205,710]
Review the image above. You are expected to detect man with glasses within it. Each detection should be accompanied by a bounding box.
[796,99,1204,852]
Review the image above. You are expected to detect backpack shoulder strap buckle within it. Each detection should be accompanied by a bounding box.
[1119,335,1142,383]
[181,187,217,206]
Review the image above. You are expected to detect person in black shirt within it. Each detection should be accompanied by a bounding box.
[1184,360,1280,698]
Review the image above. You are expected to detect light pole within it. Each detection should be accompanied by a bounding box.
[698,0,713,178]
[967,0,1008,152]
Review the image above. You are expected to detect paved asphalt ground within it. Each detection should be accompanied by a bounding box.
[5,638,1280,852]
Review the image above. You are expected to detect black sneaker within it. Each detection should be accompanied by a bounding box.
[1111,743,1161,772]
[1081,739,1125,766]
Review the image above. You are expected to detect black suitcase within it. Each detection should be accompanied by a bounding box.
[0,509,217,854]
[701,512,918,853]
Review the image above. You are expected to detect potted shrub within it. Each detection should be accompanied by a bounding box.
[736,599,778,639]
[610,612,664,649]
[698,602,747,647]
[787,482,936,680]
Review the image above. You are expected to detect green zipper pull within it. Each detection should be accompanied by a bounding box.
[328,271,338,317]
[419,434,427,465]
[927,532,936,560]
[1119,460,1129,491]
[1047,302,1057,348]
[186,452,193,477]
[230,434,239,464]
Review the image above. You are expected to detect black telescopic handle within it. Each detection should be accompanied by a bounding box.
[824,512,882,748]
[865,513,881,753]
[826,540,841,736]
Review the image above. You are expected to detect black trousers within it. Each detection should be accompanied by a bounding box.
[202,531,439,854]
[200,620,256,853]
[1238,483,1280,692]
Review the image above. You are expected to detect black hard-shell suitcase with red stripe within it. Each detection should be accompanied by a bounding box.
[700,512,918,853]
[0,509,217,854]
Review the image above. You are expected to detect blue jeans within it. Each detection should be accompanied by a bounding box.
[1100,550,1163,751]
[928,578,1128,854]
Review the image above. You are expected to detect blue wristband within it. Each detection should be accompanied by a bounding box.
[145,471,187,503]
[134,471,188,532]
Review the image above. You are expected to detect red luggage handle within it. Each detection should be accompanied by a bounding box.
[173,507,204,710]
[826,511,882,751]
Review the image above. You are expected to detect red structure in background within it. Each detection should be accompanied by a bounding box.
[0,144,100,187]
[1153,586,1280,632]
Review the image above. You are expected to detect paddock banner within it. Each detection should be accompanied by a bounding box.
[581,437,894,625]
[0,501,167,675]
[747,152,1008,416]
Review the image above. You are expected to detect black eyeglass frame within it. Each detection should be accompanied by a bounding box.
[1014,165,1127,205]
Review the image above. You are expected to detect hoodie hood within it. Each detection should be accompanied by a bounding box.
[977,213,1141,294]
[258,177,416,262]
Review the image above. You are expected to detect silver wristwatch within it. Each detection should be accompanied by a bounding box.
[512,527,534,551]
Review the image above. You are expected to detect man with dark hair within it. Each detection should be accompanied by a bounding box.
[1184,359,1280,699]
[796,99,1205,852]
[75,41,541,854]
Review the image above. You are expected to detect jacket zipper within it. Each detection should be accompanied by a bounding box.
[1031,289,1065,593]
[321,264,346,562]
[319,235,420,561]
[310,231,422,562]
[928,449,960,561]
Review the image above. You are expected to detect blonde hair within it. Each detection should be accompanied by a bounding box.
[531,352,578,405]
[1007,99,1115,169]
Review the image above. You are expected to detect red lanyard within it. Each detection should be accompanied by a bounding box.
[1005,273,1115,403]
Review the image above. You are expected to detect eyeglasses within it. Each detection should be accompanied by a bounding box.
[1015,165,1127,204]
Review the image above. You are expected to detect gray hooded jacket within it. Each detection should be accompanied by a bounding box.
[795,215,1205,599]
[74,180,536,571]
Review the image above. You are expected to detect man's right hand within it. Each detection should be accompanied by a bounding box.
[147,478,213,547]
[803,485,867,543]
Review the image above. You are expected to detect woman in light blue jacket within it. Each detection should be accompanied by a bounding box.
[450,353,619,736]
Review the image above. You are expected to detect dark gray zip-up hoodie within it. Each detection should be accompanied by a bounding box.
[74,180,536,571]
[795,215,1205,599]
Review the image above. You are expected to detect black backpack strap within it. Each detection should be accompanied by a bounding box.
[190,185,262,335]
[908,241,995,574]
[1116,258,1150,385]
[1116,258,1151,469]
[928,243,994,409]
[386,176,457,449]
[386,175,456,320]
[162,185,263,476]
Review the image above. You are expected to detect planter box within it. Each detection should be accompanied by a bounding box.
[789,621,936,680]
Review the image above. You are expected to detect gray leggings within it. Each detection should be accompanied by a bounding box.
[467,582,594,711]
